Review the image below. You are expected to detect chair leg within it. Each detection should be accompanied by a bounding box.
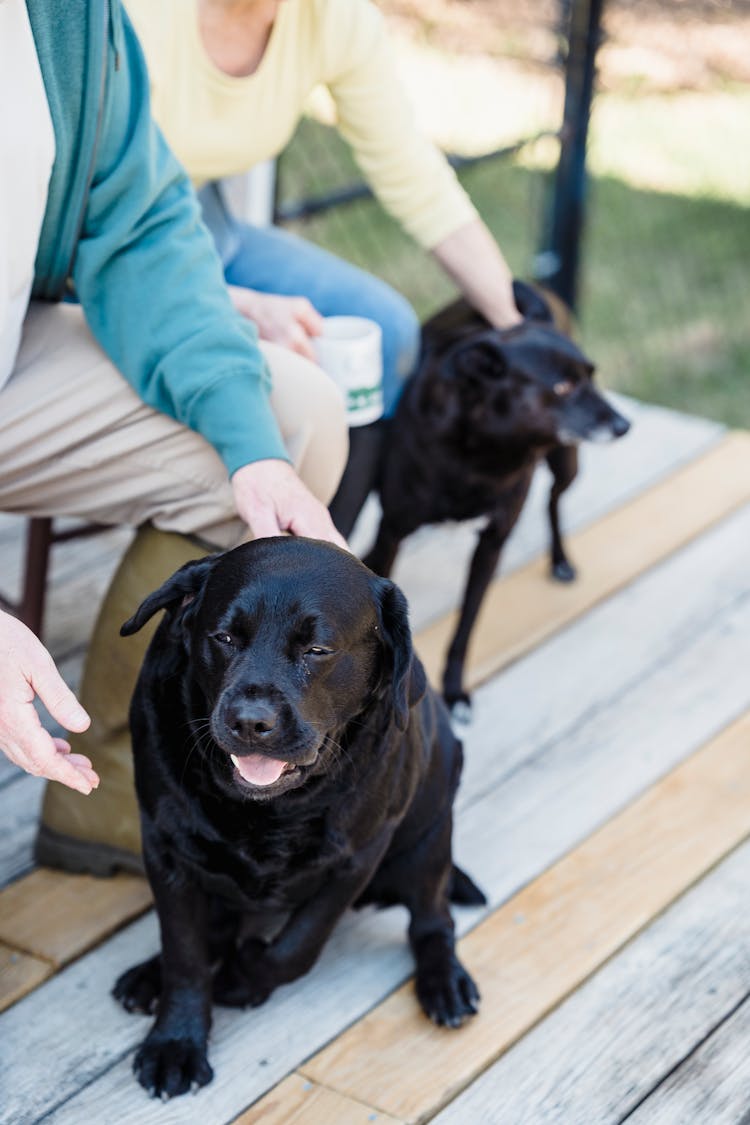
[20,517,53,638]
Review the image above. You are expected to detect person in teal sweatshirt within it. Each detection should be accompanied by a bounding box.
[0,0,348,875]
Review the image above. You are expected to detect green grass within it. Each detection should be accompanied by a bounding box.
[278,113,750,428]
[580,173,750,426]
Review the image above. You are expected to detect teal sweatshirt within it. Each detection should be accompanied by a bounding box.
[26,0,289,476]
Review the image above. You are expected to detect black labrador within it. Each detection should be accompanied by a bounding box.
[365,281,631,718]
[112,536,484,1099]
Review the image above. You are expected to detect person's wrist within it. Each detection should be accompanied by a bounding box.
[231,457,290,482]
[494,309,524,331]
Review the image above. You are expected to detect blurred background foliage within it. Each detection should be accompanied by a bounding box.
[276,0,750,426]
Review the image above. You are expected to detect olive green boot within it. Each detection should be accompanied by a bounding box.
[34,524,212,876]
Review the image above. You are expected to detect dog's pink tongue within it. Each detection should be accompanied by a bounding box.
[233,753,286,786]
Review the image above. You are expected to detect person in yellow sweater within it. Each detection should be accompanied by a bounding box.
[127,0,523,535]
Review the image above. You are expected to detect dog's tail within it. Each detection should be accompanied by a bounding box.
[449,863,487,907]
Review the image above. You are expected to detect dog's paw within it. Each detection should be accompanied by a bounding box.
[444,690,473,727]
[551,558,576,583]
[416,953,480,1029]
[113,955,162,1015]
[134,1034,213,1099]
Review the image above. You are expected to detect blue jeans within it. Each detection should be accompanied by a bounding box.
[222,222,420,417]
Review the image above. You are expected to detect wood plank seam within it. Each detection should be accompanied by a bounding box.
[624,992,750,1123]
[620,990,750,1125]
[0,941,55,1012]
[0,869,152,974]
[299,710,750,1122]
[232,1073,404,1124]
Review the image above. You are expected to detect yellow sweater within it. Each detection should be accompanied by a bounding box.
[126,0,478,249]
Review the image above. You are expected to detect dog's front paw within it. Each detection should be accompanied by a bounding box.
[551,558,576,583]
[444,690,473,727]
[134,1034,213,1099]
[416,949,480,1028]
[113,955,162,1015]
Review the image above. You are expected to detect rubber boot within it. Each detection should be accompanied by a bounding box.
[34,524,212,876]
[328,419,387,540]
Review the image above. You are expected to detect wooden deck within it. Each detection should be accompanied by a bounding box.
[2,394,750,1124]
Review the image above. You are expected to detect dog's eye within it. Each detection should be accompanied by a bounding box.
[554,379,574,396]
[211,632,234,646]
[305,646,333,657]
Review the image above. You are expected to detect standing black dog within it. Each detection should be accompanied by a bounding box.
[365,281,631,718]
[112,537,483,1099]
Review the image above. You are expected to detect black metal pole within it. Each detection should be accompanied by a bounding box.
[536,0,605,311]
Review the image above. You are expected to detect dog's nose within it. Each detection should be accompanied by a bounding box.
[611,413,631,438]
[228,698,278,739]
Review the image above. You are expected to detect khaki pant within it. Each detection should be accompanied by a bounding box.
[0,302,348,547]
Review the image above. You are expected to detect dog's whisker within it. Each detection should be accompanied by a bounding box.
[178,717,219,788]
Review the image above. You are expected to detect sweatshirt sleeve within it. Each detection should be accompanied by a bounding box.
[321,0,479,250]
[71,5,289,477]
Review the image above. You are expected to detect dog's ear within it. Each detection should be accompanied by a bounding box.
[423,334,509,430]
[454,337,508,381]
[120,554,220,636]
[512,279,554,324]
[371,577,427,731]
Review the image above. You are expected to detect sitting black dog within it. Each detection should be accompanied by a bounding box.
[365,281,631,718]
[112,536,484,1099]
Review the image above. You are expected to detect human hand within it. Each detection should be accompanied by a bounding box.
[232,459,347,549]
[0,610,98,793]
[228,286,324,362]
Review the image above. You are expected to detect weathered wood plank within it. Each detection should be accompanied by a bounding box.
[0,775,43,888]
[454,571,750,906]
[8,529,750,1123]
[627,996,750,1125]
[233,1074,402,1125]
[0,869,151,966]
[0,940,52,1012]
[300,712,750,1122]
[433,839,750,1125]
[0,913,160,1125]
[415,431,750,688]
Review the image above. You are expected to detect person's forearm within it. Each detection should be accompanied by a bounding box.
[432,219,523,330]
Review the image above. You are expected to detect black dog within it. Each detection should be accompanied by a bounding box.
[112,537,484,1099]
[365,281,631,718]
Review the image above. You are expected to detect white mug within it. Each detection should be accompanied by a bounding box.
[313,316,384,427]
